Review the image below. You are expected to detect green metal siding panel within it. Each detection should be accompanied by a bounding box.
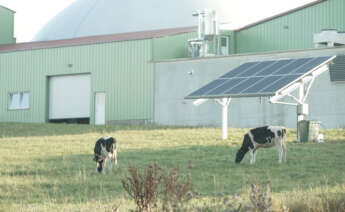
[235,0,345,54]
[0,6,15,45]
[152,32,197,60]
[0,40,154,124]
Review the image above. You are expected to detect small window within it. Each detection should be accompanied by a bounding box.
[221,37,228,46]
[9,92,30,110]
[21,93,30,108]
[219,36,229,56]
[9,93,20,109]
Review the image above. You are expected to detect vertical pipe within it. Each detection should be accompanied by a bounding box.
[297,84,305,141]
[222,98,230,140]
[298,84,305,120]
[222,101,228,140]
[213,10,219,55]
[198,13,202,39]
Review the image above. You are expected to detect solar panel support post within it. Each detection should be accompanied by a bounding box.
[297,84,308,141]
[185,55,335,141]
[215,98,231,140]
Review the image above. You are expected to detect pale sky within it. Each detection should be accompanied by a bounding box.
[0,0,75,42]
[0,0,316,43]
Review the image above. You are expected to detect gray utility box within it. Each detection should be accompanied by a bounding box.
[298,120,321,142]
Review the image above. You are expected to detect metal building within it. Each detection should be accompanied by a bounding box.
[0,5,15,45]
[232,0,345,53]
[154,0,345,129]
[0,0,345,128]
[0,28,197,124]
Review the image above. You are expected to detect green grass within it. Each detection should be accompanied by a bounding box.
[0,123,344,211]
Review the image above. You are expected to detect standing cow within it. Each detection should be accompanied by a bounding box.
[235,126,287,164]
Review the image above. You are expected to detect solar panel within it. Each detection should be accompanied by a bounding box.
[185,56,334,99]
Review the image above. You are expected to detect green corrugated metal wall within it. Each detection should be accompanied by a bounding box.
[3,0,344,124]
[234,0,345,53]
[0,40,154,124]
[0,6,15,45]
[0,31,200,124]
[153,32,197,60]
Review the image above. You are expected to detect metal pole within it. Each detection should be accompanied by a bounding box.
[297,84,305,141]
[221,98,231,140]
[222,98,228,140]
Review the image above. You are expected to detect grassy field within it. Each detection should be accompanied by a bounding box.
[0,123,344,211]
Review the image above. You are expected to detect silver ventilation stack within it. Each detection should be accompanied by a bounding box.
[188,9,219,57]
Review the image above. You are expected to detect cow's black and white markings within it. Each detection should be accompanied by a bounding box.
[93,136,118,173]
[235,126,286,164]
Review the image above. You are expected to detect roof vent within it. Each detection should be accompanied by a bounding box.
[314,29,345,48]
[188,9,220,58]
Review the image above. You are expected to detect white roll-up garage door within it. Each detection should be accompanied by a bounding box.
[49,74,91,119]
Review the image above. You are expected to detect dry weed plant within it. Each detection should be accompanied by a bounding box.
[121,164,194,212]
[161,166,194,211]
[121,164,161,212]
[249,181,273,212]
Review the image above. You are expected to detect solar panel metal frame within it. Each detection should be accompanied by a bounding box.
[185,56,336,99]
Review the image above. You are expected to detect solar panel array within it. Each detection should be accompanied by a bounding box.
[185,56,333,99]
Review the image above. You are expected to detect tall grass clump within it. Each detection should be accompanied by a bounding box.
[121,164,194,212]
[122,164,161,212]
[161,166,194,211]
[249,181,272,212]
[283,180,345,212]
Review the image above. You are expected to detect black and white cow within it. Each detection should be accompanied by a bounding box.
[93,136,118,173]
[235,126,286,164]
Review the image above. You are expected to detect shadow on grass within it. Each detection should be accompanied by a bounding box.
[0,122,204,138]
[2,142,345,205]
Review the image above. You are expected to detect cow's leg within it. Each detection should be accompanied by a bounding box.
[106,157,113,173]
[112,150,118,166]
[282,139,287,162]
[276,139,283,163]
[96,160,104,173]
[102,160,106,174]
[250,149,258,164]
[96,161,101,173]
[250,149,255,164]
[278,149,282,163]
[254,149,257,163]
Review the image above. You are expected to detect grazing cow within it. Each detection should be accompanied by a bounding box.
[93,136,118,173]
[235,126,286,164]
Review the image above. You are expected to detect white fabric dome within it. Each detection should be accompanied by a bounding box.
[33,0,232,41]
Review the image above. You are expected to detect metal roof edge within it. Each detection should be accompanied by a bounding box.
[0,5,16,13]
[0,26,197,53]
[153,45,345,64]
[235,0,325,32]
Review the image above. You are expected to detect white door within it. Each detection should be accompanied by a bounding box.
[95,92,105,125]
[49,74,91,119]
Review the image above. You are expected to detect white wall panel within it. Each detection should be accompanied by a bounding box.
[155,47,345,129]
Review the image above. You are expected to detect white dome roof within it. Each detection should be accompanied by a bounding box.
[33,0,232,41]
